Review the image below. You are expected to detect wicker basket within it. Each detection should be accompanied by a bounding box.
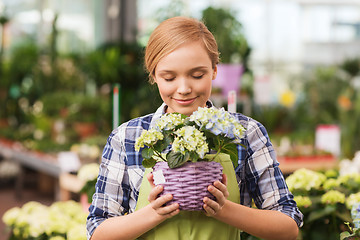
[152,161,223,211]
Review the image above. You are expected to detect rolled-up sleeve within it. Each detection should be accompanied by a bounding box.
[239,118,303,227]
[86,126,130,239]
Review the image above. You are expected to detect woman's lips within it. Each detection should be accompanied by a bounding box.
[173,97,197,105]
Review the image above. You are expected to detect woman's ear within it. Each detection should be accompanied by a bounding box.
[212,65,218,80]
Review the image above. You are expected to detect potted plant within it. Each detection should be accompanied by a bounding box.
[341,202,360,240]
[135,107,245,211]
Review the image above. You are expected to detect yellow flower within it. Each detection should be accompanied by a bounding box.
[279,90,296,108]
[321,190,345,205]
[346,192,360,209]
[67,223,87,240]
[286,168,326,191]
[49,236,66,240]
[2,207,21,226]
[323,178,339,190]
[294,196,312,208]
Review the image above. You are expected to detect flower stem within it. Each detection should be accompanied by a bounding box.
[212,138,224,161]
[153,149,167,161]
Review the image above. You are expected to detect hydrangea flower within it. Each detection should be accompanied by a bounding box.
[321,190,345,205]
[135,106,246,168]
[346,193,360,209]
[337,173,360,187]
[2,207,21,226]
[189,107,245,141]
[286,168,326,192]
[323,178,340,190]
[351,202,360,220]
[294,196,312,208]
[154,113,185,131]
[67,223,87,240]
[49,236,66,240]
[2,201,87,240]
[77,163,99,182]
[172,126,209,158]
[135,129,164,152]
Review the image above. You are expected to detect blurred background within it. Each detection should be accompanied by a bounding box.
[0,0,360,239]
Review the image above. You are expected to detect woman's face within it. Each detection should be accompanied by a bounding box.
[153,41,217,116]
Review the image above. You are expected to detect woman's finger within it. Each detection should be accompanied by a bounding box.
[203,197,218,216]
[150,194,180,217]
[148,185,163,202]
[213,180,229,199]
[147,172,155,188]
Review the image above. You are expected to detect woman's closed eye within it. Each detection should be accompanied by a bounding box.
[193,74,204,79]
[164,77,175,81]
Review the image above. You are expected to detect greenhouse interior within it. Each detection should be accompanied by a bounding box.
[1,0,360,239]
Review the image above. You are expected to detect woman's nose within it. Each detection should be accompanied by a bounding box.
[177,78,191,95]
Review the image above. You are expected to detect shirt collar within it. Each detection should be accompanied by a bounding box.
[149,100,214,129]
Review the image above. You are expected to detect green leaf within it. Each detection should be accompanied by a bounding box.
[153,135,172,152]
[141,148,154,159]
[339,231,351,240]
[167,151,190,168]
[189,151,199,162]
[221,143,239,168]
[336,210,353,222]
[307,205,336,223]
[142,158,156,168]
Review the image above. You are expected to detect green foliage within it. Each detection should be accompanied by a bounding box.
[256,58,360,159]
[302,67,350,125]
[167,151,190,168]
[75,41,162,122]
[136,108,245,169]
[341,58,360,77]
[0,38,163,152]
[201,7,251,67]
[286,168,360,240]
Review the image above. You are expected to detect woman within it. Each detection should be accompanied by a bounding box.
[87,16,303,240]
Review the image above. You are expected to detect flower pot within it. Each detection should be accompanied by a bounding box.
[73,122,97,139]
[152,161,223,211]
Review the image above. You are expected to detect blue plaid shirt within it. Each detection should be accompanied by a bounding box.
[86,102,303,239]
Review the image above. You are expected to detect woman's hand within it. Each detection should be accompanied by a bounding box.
[203,173,229,217]
[146,173,180,219]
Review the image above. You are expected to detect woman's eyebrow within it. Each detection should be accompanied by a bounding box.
[158,70,175,74]
[190,66,208,71]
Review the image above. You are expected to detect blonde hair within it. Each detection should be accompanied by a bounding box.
[144,16,219,84]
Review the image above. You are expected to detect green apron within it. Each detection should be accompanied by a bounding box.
[135,154,241,240]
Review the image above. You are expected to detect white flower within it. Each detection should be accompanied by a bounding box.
[2,207,21,226]
[190,107,245,141]
[172,126,209,158]
[286,168,326,191]
[346,192,360,209]
[2,201,86,239]
[67,223,87,240]
[321,190,345,205]
[135,129,164,152]
[77,163,100,182]
[135,106,246,168]
[155,113,184,131]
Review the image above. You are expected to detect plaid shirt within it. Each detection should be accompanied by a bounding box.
[86,102,303,239]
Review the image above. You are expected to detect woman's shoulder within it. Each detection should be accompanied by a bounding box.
[125,113,155,128]
[230,112,264,131]
[109,113,155,142]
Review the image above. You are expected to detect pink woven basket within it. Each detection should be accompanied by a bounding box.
[152,161,223,211]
